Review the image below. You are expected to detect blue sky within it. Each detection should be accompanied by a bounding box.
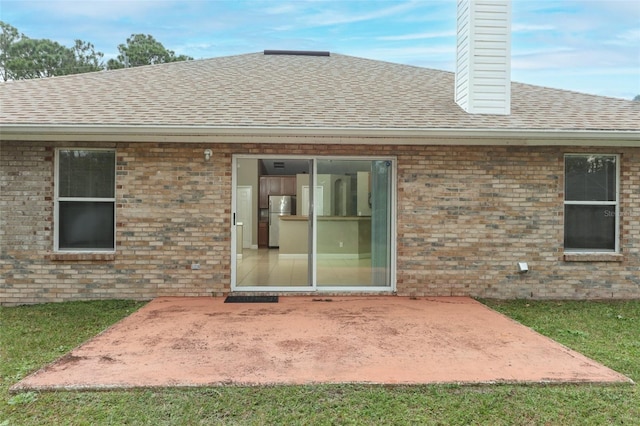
[1,0,639,99]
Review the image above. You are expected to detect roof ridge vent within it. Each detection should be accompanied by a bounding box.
[264,50,330,57]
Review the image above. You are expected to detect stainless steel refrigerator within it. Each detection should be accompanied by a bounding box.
[269,195,292,248]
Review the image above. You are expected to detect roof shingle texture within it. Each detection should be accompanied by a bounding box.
[1,52,638,131]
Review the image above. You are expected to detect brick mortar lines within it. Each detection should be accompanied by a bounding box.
[1,142,639,304]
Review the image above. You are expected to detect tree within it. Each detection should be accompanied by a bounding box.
[0,21,104,79]
[107,34,192,69]
[634,95,640,102]
[70,39,104,73]
[1,23,189,78]
[6,37,75,79]
[0,21,21,81]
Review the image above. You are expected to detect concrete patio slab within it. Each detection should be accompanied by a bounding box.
[12,296,631,391]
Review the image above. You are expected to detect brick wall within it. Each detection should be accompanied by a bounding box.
[1,141,232,304]
[1,141,638,304]
[396,145,639,299]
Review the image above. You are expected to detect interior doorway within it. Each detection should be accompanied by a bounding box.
[231,155,395,292]
[236,186,253,250]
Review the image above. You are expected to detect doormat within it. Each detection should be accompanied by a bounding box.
[224,296,279,303]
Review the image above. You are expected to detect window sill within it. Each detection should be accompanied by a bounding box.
[48,253,116,261]
[563,253,623,262]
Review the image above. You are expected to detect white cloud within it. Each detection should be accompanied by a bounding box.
[263,2,303,15]
[300,1,422,27]
[17,0,175,20]
[605,28,640,46]
[377,30,455,41]
[513,47,633,71]
[348,45,454,66]
[511,23,555,32]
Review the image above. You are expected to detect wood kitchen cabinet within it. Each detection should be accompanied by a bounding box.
[258,222,269,247]
[268,177,282,197]
[259,176,297,208]
[281,176,296,195]
[259,176,269,208]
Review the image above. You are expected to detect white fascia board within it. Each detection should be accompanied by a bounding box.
[0,124,638,146]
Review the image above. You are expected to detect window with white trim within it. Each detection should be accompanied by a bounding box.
[564,154,618,252]
[55,149,116,251]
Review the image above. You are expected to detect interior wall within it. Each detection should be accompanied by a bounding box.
[237,158,259,247]
[296,173,310,215]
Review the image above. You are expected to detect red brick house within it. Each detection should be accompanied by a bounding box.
[1,2,639,305]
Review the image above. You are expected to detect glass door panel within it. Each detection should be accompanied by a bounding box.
[234,157,312,289]
[315,159,392,288]
[371,160,392,286]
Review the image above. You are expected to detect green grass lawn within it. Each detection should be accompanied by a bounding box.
[1,299,638,425]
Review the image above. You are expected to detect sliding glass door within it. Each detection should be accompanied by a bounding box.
[232,155,393,292]
[315,159,392,288]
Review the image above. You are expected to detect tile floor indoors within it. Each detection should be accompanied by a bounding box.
[236,248,375,287]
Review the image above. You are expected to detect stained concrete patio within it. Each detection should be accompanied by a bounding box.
[12,296,631,391]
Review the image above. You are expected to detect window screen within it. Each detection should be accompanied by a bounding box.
[56,149,116,251]
[564,155,618,252]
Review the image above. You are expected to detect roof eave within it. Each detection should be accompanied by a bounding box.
[0,124,639,146]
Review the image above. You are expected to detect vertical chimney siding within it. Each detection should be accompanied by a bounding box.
[455,0,512,115]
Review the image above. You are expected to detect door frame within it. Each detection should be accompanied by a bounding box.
[231,154,397,293]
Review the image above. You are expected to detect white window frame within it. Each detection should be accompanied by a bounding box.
[563,153,620,253]
[54,148,117,252]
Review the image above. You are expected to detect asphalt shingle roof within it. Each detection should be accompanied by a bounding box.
[1,52,639,132]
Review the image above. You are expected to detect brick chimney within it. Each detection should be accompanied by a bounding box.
[455,0,512,115]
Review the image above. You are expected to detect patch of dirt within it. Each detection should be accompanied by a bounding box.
[56,354,86,366]
[170,338,208,351]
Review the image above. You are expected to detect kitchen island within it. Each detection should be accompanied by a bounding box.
[279,215,371,258]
